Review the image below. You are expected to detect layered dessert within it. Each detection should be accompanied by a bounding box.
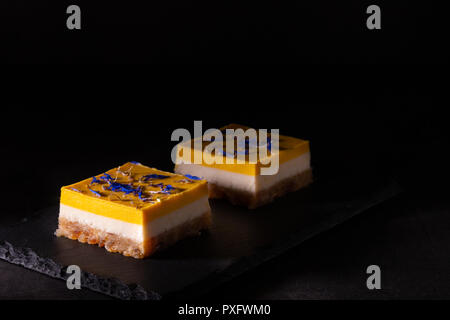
[55,162,211,259]
[174,124,312,208]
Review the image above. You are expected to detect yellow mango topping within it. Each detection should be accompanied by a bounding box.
[61,162,208,225]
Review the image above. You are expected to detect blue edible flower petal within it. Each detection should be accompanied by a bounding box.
[100,173,113,181]
[142,174,170,181]
[91,176,101,185]
[130,161,141,165]
[160,184,176,194]
[88,187,102,197]
[267,137,272,151]
[134,186,145,200]
[109,182,135,194]
[185,174,202,180]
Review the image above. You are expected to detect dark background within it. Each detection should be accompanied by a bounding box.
[1,0,448,63]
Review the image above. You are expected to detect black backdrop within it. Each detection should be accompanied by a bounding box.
[1,0,447,63]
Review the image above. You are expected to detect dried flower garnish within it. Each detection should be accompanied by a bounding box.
[146,190,166,194]
[150,183,165,188]
[184,174,202,180]
[90,176,102,185]
[175,179,195,184]
[142,174,170,181]
[160,184,177,194]
[109,181,136,194]
[88,187,102,197]
[164,184,175,191]
[135,186,144,200]
[100,173,113,181]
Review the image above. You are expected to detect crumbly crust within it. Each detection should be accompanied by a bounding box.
[55,211,212,259]
[208,169,313,209]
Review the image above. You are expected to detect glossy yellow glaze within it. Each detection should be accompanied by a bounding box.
[60,162,208,225]
[175,124,310,176]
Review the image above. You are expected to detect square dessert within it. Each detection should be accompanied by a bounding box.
[174,124,312,208]
[55,162,211,259]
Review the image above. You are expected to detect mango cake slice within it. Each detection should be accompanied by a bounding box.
[55,162,212,259]
[174,124,312,209]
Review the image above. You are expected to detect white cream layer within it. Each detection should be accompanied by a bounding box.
[59,196,210,242]
[175,152,311,193]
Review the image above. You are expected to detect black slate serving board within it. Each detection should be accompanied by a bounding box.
[0,173,402,300]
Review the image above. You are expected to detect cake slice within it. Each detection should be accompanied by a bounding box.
[174,124,312,209]
[55,162,211,259]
